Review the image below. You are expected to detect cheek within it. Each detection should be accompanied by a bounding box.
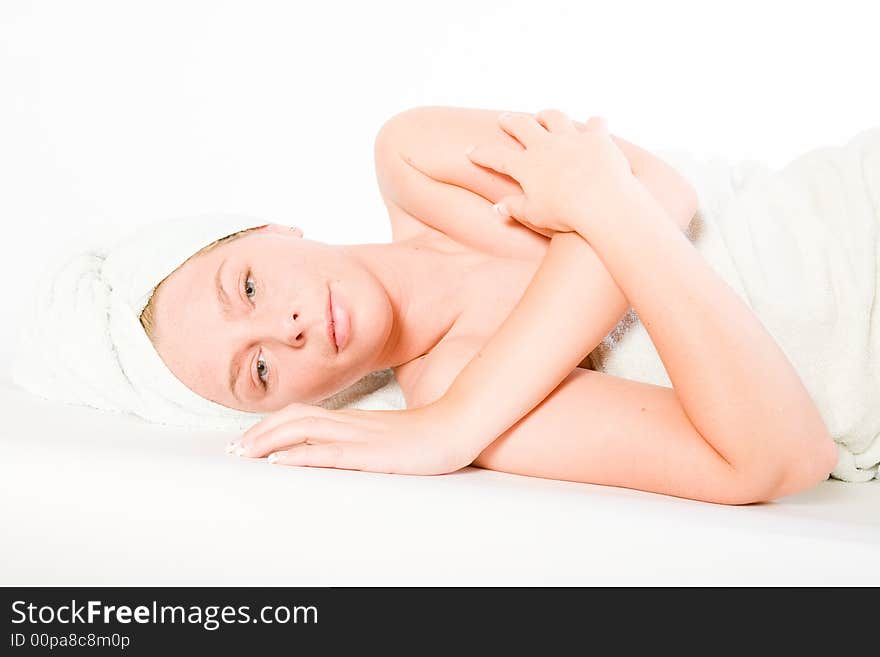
[191,367,225,399]
[271,350,322,395]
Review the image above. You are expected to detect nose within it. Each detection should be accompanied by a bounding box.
[245,299,310,349]
[281,310,305,347]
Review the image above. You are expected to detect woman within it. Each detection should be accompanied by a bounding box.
[140,107,839,505]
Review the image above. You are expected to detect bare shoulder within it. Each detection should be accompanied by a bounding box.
[373,105,549,260]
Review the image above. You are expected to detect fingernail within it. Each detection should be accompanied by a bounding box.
[493,202,507,216]
[499,112,512,121]
[226,440,240,454]
[268,452,282,464]
[235,442,248,457]
[464,145,475,156]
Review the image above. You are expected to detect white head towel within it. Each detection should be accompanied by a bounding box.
[11,213,404,430]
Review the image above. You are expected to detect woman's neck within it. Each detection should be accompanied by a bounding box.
[341,235,484,371]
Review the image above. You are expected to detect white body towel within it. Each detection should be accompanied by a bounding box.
[589,128,880,482]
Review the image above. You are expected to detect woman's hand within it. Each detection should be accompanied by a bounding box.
[467,109,645,238]
[227,399,481,475]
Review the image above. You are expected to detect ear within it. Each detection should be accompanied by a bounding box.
[258,223,303,238]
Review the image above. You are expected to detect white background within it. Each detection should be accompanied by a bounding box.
[1,0,878,368]
[2,0,880,588]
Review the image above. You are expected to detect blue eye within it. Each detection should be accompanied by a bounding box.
[256,352,269,386]
[244,275,256,299]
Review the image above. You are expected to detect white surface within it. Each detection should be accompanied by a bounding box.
[2,1,879,585]
[2,373,879,586]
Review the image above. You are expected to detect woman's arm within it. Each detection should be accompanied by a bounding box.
[382,108,834,493]
[435,219,834,503]
[413,342,792,505]
[435,112,836,500]
[374,105,698,255]
[435,116,836,500]
[375,105,697,370]
[564,187,838,493]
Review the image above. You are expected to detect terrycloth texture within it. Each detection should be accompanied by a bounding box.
[11,212,404,430]
[589,128,880,482]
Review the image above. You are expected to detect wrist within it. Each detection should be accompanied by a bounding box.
[572,179,669,239]
[429,391,505,454]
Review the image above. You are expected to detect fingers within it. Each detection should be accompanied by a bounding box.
[466,143,523,178]
[494,194,555,238]
[535,108,577,133]
[493,195,552,237]
[243,416,359,457]
[492,194,528,222]
[517,221,556,239]
[497,111,548,148]
[268,442,374,472]
[242,401,335,443]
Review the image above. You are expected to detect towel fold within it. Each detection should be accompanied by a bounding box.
[11,213,402,430]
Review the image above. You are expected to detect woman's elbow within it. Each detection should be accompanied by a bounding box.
[785,431,839,492]
[726,434,838,505]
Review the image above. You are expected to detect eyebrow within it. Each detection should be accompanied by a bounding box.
[216,258,244,403]
[215,257,232,319]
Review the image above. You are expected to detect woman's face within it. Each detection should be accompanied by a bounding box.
[150,225,393,412]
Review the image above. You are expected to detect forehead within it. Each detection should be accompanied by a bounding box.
[151,229,292,335]
[148,240,229,387]
[148,241,260,410]
[152,230,261,319]
[154,243,223,324]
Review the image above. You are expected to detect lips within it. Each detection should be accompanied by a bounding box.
[326,288,338,353]
[329,286,350,352]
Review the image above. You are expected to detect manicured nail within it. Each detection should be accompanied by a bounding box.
[226,440,240,454]
[268,452,282,464]
[499,112,512,121]
[235,443,248,457]
[493,202,507,216]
